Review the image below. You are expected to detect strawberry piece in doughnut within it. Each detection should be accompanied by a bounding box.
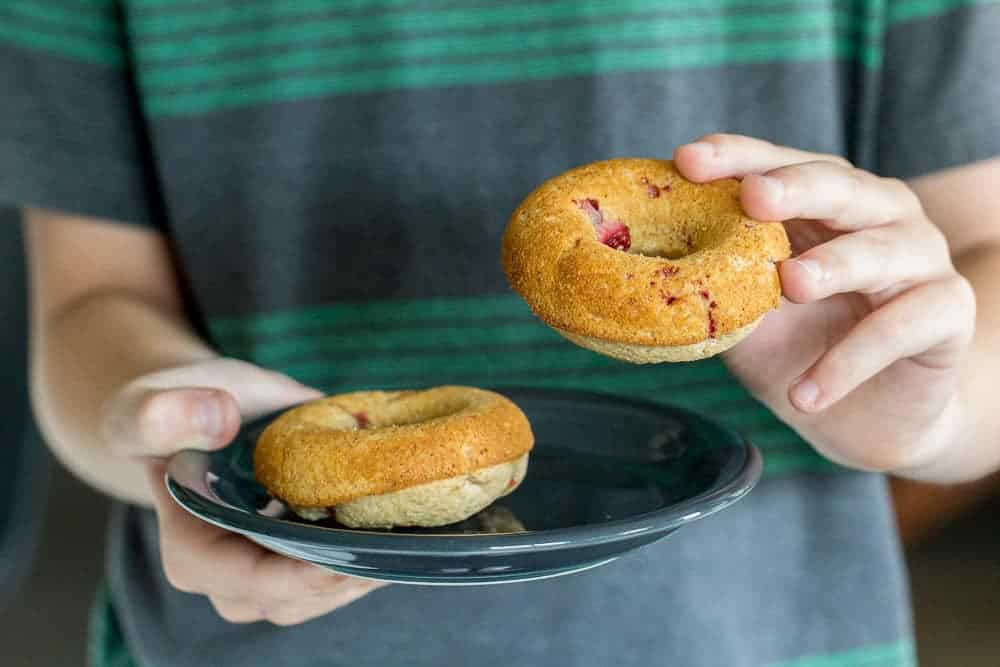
[502,158,791,363]
[574,198,631,251]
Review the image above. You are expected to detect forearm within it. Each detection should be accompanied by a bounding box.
[945,244,1000,480]
[31,290,215,505]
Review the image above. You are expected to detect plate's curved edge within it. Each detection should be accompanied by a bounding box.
[326,557,622,586]
[165,438,762,557]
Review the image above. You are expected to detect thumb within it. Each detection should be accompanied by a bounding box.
[102,359,324,458]
[103,386,243,458]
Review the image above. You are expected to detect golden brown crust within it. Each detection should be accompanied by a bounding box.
[253,386,534,509]
[501,159,790,357]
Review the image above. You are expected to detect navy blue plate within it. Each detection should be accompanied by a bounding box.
[165,388,760,585]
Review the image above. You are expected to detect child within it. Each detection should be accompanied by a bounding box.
[4,1,1000,665]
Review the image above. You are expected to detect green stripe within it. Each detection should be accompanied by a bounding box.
[292,360,743,395]
[888,0,998,23]
[88,584,140,667]
[130,0,469,14]
[140,10,858,91]
[2,1,119,38]
[209,296,843,479]
[131,0,861,39]
[227,322,564,365]
[488,373,749,402]
[762,449,841,477]
[277,346,643,380]
[131,0,996,27]
[0,19,123,66]
[133,0,873,64]
[147,34,874,115]
[768,639,916,667]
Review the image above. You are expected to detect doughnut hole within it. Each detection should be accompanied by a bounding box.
[290,392,473,432]
[585,179,743,261]
[372,393,473,428]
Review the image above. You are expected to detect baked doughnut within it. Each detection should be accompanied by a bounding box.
[501,158,791,362]
[254,386,534,528]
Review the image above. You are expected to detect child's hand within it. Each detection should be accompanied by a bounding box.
[674,134,976,482]
[102,358,384,625]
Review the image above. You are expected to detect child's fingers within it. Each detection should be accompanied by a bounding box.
[103,387,242,457]
[788,275,975,414]
[740,162,922,230]
[673,133,851,182]
[263,579,385,627]
[780,222,953,304]
[207,577,384,626]
[147,464,361,606]
[103,359,323,459]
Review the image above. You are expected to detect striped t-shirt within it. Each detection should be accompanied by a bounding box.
[3,1,999,665]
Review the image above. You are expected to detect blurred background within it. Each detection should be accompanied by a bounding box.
[2,207,999,665]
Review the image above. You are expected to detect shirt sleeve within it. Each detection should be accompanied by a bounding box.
[0,1,160,226]
[877,0,1000,179]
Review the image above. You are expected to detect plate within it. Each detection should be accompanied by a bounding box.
[166,388,761,585]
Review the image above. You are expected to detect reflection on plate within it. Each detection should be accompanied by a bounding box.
[166,388,760,585]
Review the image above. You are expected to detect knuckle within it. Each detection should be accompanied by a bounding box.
[871,312,907,343]
[215,357,256,375]
[947,275,977,327]
[698,132,731,145]
[824,153,853,168]
[266,608,312,627]
[698,132,753,150]
[211,598,258,624]
[135,391,174,443]
[811,244,850,279]
[856,447,910,474]
[303,571,347,596]
[829,168,869,222]
[846,167,873,194]
[920,222,951,259]
[161,556,199,594]
[880,177,922,215]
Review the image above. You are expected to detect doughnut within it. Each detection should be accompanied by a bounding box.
[501,158,791,363]
[253,386,534,529]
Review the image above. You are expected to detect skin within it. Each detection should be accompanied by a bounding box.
[675,135,1000,482]
[24,135,1000,626]
[25,214,383,626]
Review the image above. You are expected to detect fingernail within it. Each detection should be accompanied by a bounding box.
[791,378,820,411]
[195,396,226,440]
[685,141,716,159]
[754,175,785,202]
[793,258,824,282]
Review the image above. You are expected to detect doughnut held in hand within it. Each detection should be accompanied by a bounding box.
[254,386,534,529]
[501,158,791,362]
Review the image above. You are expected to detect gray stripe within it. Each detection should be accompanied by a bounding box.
[878,3,1000,178]
[156,61,859,318]
[109,473,910,667]
[0,44,159,225]
[134,1,862,64]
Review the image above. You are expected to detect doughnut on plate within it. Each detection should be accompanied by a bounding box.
[165,388,760,586]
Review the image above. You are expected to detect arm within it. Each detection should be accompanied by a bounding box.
[674,136,1000,484]
[908,160,1000,480]
[890,163,1000,540]
[25,207,214,504]
[24,209,380,623]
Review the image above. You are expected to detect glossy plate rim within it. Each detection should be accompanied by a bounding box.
[165,387,762,556]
